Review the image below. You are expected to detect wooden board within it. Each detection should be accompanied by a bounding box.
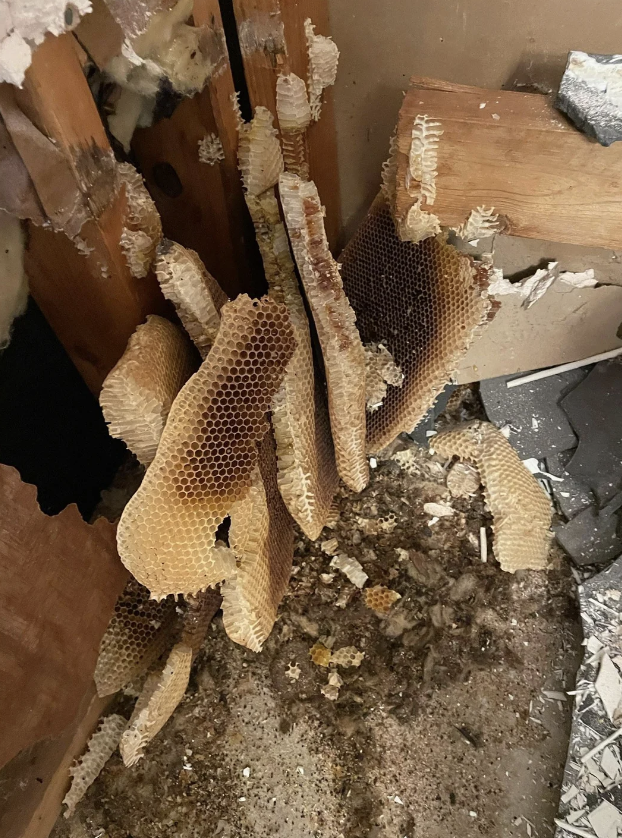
[230,0,341,250]
[396,77,622,250]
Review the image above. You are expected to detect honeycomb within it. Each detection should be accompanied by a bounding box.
[279,172,368,492]
[63,714,127,817]
[276,72,311,178]
[116,294,296,599]
[339,193,494,453]
[329,554,368,588]
[433,421,552,573]
[364,585,402,615]
[94,578,179,697]
[118,162,162,278]
[407,115,443,206]
[181,588,222,654]
[237,107,284,196]
[364,342,404,413]
[222,430,294,652]
[304,18,339,121]
[120,642,193,767]
[99,315,197,466]
[309,641,332,667]
[330,646,365,668]
[244,189,338,540]
[446,461,481,498]
[154,240,228,358]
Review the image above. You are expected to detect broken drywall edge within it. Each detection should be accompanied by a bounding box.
[507,348,622,388]
[556,51,622,147]
[0,210,27,350]
[0,0,92,86]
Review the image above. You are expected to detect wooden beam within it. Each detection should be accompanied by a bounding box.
[395,76,622,250]
[229,0,341,251]
[5,33,166,394]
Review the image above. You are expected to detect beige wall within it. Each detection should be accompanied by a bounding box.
[330,0,622,243]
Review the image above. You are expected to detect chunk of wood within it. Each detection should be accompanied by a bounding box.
[395,77,622,250]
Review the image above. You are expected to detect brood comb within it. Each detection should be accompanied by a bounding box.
[155,240,228,358]
[120,642,193,767]
[222,430,294,652]
[279,172,368,493]
[100,315,197,466]
[339,193,493,453]
[433,421,552,572]
[276,72,311,178]
[118,162,162,278]
[94,578,179,697]
[244,189,338,539]
[116,295,296,599]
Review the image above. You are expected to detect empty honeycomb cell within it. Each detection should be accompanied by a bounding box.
[181,588,222,654]
[433,421,552,573]
[116,295,296,599]
[155,240,228,358]
[94,578,179,697]
[222,430,294,652]
[120,642,193,767]
[244,189,339,539]
[100,315,197,466]
[279,172,368,493]
[118,162,163,278]
[237,107,284,196]
[63,714,127,817]
[364,585,402,615]
[339,193,494,453]
[330,646,365,668]
[304,18,339,121]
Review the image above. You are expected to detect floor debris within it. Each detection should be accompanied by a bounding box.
[556,51,622,147]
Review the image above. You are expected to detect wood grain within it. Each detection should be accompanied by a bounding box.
[396,77,622,250]
[230,0,341,250]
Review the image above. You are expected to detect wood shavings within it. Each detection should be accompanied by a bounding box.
[364,585,402,615]
[407,115,443,205]
[329,554,368,589]
[309,641,332,667]
[198,133,225,165]
[304,18,339,120]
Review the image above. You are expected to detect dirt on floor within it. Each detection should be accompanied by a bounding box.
[52,405,582,838]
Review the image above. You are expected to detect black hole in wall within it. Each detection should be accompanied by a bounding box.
[219,0,252,122]
[152,162,183,198]
[0,299,125,518]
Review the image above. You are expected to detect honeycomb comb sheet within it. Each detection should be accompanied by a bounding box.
[433,421,552,572]
[279,172,368,492]
[63,714,127,817]
[276,72,311,178]
[181,588,223,654]
[100,315,197,466]
[339,193,493,453]
[94,578,179,697]
[245,189,338,539]
[116,295,296,599]
[155,240,228,358]
[222,430,294,652]
[304,18,339,121]
[119,642,192,767]
[118,162,162,278]
[237,106,284,196]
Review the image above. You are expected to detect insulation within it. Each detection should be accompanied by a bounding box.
[339,193,493,453]
[237,106,284,196]
[116,294,296,599]
[120,642,193,767]
[154,240,228,358]
[100,315,197,466]
[94,578,179,698]
[433,421,552,572]
[304,18,339,121]
[222,430,294,652]
[118,162,162,278]
[364,585,402,615]
[276,72,311,178]
[279,172,368,492]
[244,188,338,540]
[63,715,127,817]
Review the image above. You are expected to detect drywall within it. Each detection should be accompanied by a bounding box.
[329,0,622,244]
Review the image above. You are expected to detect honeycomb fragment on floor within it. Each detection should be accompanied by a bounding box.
[116,295,296,599]
[276,72,311,178]
[222,430,294,652]
[433,421,552,572]
[99,315,197,466]
[63,715,128,817]
[245,189,339,540]
[329,554,368,589]
[279,172,368,492]
[155,240,228,358]
[330,646,365,668]
[309,641,332,667]
[237,106,283,196]
[118,162,162,278]
[304,18,339,120]
[120,642,193,767]
[94,578,179,697]
[339,193,494,453]
[364,585,402,615]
